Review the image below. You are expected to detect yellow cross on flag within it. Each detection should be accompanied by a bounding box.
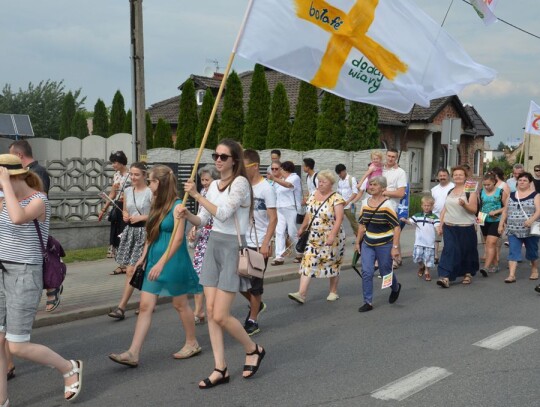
[237,0,496,113]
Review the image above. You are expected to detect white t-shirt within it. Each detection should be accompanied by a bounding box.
[306,172,319,196]
[382,166,407,210]
[431,182,455,216]
[199,177,251,235]
[246,179,277,248]
[275,173,302,209]
[124,186,153,217]
[337,174,358,209]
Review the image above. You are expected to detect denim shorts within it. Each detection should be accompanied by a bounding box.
[0,261,43,342]
[508,234,539,262]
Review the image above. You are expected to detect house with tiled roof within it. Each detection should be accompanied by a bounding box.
[147,68,493,192]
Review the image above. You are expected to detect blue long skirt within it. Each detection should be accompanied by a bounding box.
[438,225,479,281]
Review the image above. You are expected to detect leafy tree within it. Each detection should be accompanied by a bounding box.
[123,109,132,134]
[196,88,219,150]
[92,99,109,137]
[153,118,173,148]
[343,101,379,151]
[243,64,270,149]
[316,92,345,149]
[70,110,88,139]
[145,112,154,149]
[59,91,76,139]
[267,83,291,149]
[486,155,511,174]
[219,71,244,142]
[496,141,508,151]
[175,79,198,150]
[290,81,318,151]
[0,80,85,138]
[109,90,126,135]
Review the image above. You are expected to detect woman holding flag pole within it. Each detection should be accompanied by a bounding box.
[176,139,266,388]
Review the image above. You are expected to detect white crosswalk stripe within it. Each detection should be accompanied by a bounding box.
[473,326,537,350]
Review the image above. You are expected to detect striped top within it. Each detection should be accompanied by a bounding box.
[358,199,399,246]
[0,192,50,264]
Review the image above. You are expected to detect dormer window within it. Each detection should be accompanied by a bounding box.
[196,90,205,106]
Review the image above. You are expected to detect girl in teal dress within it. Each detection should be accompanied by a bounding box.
[109,165,203,367]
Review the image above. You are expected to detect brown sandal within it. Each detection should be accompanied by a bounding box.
[424,272,432,282]
[436,278,450,288]
[417,265,425,277]
[462,274,472,285]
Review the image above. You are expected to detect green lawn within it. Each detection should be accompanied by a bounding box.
[63,246,109,264]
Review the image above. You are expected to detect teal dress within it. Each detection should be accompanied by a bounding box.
[142,199,202,297]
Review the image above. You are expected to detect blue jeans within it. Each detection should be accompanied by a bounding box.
[360,241,399,305]
[508,234,539,262]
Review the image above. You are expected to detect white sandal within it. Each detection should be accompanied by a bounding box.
[63,360,83,402]
[0,398,9,407]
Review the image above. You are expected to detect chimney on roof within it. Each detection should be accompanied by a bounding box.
[213,72,224,80]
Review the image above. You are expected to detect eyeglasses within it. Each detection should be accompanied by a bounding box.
[270,167,279,171]
[211,153,232,162]
[535,169,540,172]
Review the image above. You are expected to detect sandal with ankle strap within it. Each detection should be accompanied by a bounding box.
[199,367,230,389]
[64,360,83,402]
[243,344,266,379]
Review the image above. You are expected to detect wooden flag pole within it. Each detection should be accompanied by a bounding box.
[163,0,255,259]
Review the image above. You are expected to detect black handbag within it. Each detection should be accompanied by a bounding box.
[130,264,145,290]
[295,193,335,253]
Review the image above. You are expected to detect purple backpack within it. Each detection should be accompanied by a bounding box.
[33,220,67,290]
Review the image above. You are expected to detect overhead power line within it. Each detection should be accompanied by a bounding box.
[461,0,540,40]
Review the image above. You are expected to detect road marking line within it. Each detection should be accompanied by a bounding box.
[473,326,537,350]
[371,367,452,401]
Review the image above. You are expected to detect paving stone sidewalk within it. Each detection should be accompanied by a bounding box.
[34,227,418,328]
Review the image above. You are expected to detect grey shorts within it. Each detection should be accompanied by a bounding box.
[0,261,43,342]
[199,231,251,293]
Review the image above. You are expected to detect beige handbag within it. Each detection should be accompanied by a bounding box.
[235,215,266,279]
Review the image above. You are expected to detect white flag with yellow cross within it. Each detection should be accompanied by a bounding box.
[236,0,496,113]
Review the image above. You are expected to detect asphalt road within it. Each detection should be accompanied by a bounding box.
[7,257,540,407]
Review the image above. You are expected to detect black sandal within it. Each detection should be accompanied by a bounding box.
[6,366,15,381]
[243,344,266,379]
[45,285,63,312]
[110,266,126,275]
[199,367,230,389]
[108,307,125,320]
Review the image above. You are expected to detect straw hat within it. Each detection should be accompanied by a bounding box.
[0,154,29,175]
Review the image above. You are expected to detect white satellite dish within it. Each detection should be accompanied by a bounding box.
[203,66,214,77]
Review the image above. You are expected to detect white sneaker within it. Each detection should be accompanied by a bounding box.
[326,292,340,301]
[288,292,305,304]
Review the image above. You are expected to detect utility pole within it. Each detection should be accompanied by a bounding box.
[130,0,147,161]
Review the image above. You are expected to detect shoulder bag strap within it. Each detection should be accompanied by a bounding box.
[364,199,388,229]
[516,192,530,219]
[132,188,142,215]
[305,192,336,232]
[33,219,46,256]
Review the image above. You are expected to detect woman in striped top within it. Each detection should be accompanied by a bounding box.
[0,154,83,405]
[355,176,402,313]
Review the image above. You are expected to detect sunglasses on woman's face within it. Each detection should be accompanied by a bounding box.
[211,153,232,162]
[271,167,280,171]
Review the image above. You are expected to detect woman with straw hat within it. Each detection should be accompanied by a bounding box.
[0,154,83,405]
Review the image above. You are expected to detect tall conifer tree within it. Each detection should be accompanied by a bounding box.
[145,112,154,149]
[109,90,126,135]
[196,88,219,150]
[290,81,318,151]
[267,83,291,149]
[344,102,379,151]
[71,111,88,139]
[243,64,270,149]
[59,92,76,139]
[218,71,244,142]
[92,99,109,137]
[316,92,345,149]
[123,109,132,134]
[153,118,173,148]
[175,79,198,150]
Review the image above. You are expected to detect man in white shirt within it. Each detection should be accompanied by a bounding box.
[241,150,278,336]
[303,158,318,199]
[506,163,524,193]
[381,149,407,212]
[335,163,359,236]
[431,168,455,262]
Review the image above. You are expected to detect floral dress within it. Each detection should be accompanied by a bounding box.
[192,188,213,275]
[300,193,346,278]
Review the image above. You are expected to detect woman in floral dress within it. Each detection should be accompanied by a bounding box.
[288,170,345,304]
[188,165,219,324]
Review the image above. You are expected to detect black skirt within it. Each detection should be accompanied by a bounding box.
[438,225,479,280]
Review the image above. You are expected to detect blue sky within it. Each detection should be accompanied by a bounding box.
[1,0,538,147]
